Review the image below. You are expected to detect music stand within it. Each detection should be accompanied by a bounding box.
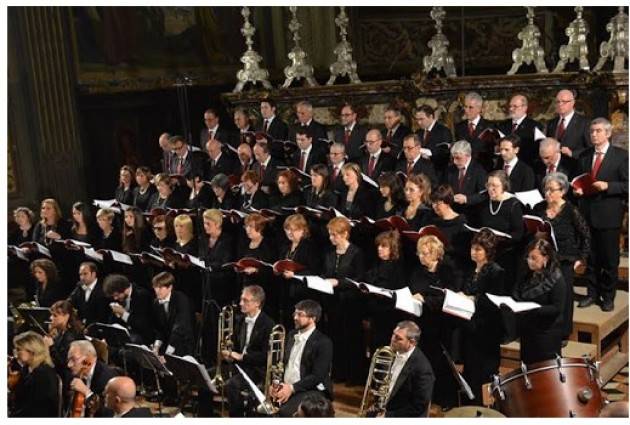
[18,306,50,334]
[165,354,217,414]
[441,343,475,406]
[87,323,132,374]
[125,343,172,416]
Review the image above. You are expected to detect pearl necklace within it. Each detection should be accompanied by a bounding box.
[489,198,504,216]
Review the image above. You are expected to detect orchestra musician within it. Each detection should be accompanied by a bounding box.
[30,258,67,307]
[104,376,153,417]
[68,261,111,326]
[43,300,86,383]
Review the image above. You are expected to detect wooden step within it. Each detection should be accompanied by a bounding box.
[500,340,598,364]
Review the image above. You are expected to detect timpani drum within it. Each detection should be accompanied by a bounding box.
[491,356,604,417]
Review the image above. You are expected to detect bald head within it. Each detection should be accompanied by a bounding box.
[159,133,171,151]
[107,376,136,401]
[365,129,383,154]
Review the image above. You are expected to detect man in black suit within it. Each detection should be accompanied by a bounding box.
[379,321,434,417]
[151,272,195,356]
[534,137,578,189]
[396,134,438,185]
[234,107,256,146]
[290,100,328,151]
[204,137,239,181]
[223,285,275,417]
[67,340,118,417]
[167,135,206,177]
[252,142,281,196]
[103,274,154,345]
[158,132,174,173]
[360,129,396,180]
[271,299,333,417]
[497,94,545,167]
[68,262,110,326]
[292,127,328,175]
[496,134,536,193]
[260,99,289,141]
[382,106,411,158]
[333,103,368,162]
[104,376,153,417]
[328,142,347,195]
[575,118,628,312]
[414,105,453,171]
[446,141,488,221]
[545,89,591,159]
[454,92,495,171]
[201,107,236,150]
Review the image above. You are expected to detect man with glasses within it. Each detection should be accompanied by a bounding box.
[360,129,395,179]
[396,134,437,185]
[328,142,347,194]
[381,107,411,158]
[545,89,591,158]
[534,137,578,189]
[270,299,332,417]
[333,103,368,161]
[443,141,488,217]
[167,135,205,177]
[201,108,236,150]
[497,94,544,167]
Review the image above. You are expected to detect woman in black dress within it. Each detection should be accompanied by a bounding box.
[69,202,98,245]
[121,207,152,254]
[533,172,590,341]
[148,173,184,210]
[43,300,85,384]
[304,164,338,209]
[271,169,303,212]
[115,165,136,206]
[209,173,239,211]
[149,214,176,249]
[374,172,406,219]
[429,185,471,270]
[29,258,66,307]
[403,173,434,230]
[32,198,71,246]
[132,166,157,212]
[185,169,214,210]
[10,331,60,417]
[172,214,201,312]
[10,207,35,245]
[94,208,121,251]
[339,162,378,219]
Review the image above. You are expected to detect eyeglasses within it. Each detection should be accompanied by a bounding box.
[544,187,563,193]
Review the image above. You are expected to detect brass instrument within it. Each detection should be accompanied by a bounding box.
[210,305,234,415]
[8,304,25,329]
[257,324,286,415]
[358,345,396,417]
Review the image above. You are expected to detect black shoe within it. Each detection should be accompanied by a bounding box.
[601,300,614,312]
[577,297,596,308]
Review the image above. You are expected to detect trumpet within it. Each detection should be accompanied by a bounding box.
[358,345,396,417]
[257,324,286,415]
[211,305,234,390]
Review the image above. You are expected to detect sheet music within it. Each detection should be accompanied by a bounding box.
[442,289,475,320]
[534,126,546,141]
[235,364,269,414]
[360,173,379,188]
[420,148,433,158]
[179,355,217,393]
[109,250,133,265]
[187,254,206,269]
[346,278,393,299]
[486,293,541,313]
[9,246,29,261]
[91,321,131,337]
[84,247,104,262]
[514,189,544,209]
[298,275,334,295]
[93,199,117,209]
[33,242,51,258]
[394,287,423,317]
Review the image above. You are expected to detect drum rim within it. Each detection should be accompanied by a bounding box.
[491,362,598,390]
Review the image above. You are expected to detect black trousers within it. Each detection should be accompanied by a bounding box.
[588,227,620,303]
[559,261,576,338]
[278,390,326,417]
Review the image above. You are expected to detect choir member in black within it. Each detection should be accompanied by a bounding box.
[363,230,405,350]
[397,134,438,184]
[104,376,153,417]
[374,173,406,219]
[304,164,338,208]
[222,285,275,417]
[461,230,505,404]
[339,162,378,219]
[509,239,566,364]
[278,214,321,326]
[429,185,471,270]
[30,258,66,306]
[252,139,282,196]
[414,105,453,171]
[237,142,255,175]
[151,271,195,356]
[148,173,184,210]
[478,170,524,293]
[10,331,60,417]
[271,169,303,212]
[103,274,154,345]
[496,135,536,193]
[94,208,121,251]
[546,89,591,159]
[121,207,152,254]
[114,165,136,206]
[361,129,396,179]
[237,213,278,318]
[132,166,157,212]
[259,98,289,143]
[328,142,347,195]
[209,173,239,211]
[43,300,85,380]
[403,173,434,230]
[535,138,578,189]
[32,198,71,245]
[185,169,214,209]
[382,107,411,159]
[10,207,35,245]
[334,103,368,161]
[69,202,98,245]
[322,217,366,384]
[240,170,270,210]
[533,173,590,340]
[68,261,111,326]
[448,141,488,222]
[171,214,201,312]
[454,92,495,171]
[497,94,545,167]
[149,214,176,249]
[409,235,463,409]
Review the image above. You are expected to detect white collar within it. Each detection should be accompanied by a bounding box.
[469,116,481,126]
[245,309,261,323]
[505,156,519,168]
[301,144,313,155]
[396,345,415,362]
[560,110,575,123]
[512,115,526,125]
[345,122,356,132]
[426,120,436,132]
[265,115,276,124]
[208,124,219,133]
[595,142,610,155]
[369,149,382,159]
[295,325,316,343]
[83,279,98,292]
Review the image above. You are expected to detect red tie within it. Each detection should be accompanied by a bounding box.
[260,164,266,181]
[367,156,376,177]
[556,118,566,141]
[467,121,475,138]
[299,151,307,171]
[547,164,556,174]
[344,129,351,147]
[511,122,518,133]
[458,168,466,191]
[263,120,269,133]
[332,166,340,181]
[407,161,414,176]
[591,151,604,178]
[386,130,393,146]
[176,157,184,175]
[423,130,430,145]
[503,163,510,175]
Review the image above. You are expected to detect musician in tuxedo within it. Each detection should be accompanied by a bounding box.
[378,321,434,418]
[271,299,333,418]
[333,103,368,161]
[103,274,154,345]
[360,129,396,180]
[396,134,438,185]
[104,376,152,417]
[204,137,239,181]
[68,262,111,326]
[201,108,236,150]
[240,170,270,211]
[534,137,578,189]
[414,105,453,171]
[66,340,118,417]
[223,285,275,417]
[260,98,289,141]
[454,92,495,171]
[252,142,282,196]
[446,141,488,217]
[150,272,195,356]
[497,94,545,167]
[289,100,328,151]
[292,127,327,175]
[545,89,591,158]
[496,134,536,193]
[328,142,347,195]
[167,135,206,177]
[382,106,411,158]
[575,118,628,312]
[234,107,256,146]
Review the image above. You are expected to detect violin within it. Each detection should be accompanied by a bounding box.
[69,390,86,418]
[7,356,22,392]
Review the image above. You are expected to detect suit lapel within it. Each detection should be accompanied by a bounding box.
[389,349,416,400]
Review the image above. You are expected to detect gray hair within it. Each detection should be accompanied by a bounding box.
[396,320,421,343]
[70,340,97,358]
[539,137,561,153]
[465,92,483,106]
[296,100,313,111]
[451,140,472,156]
[542,172,570,195]
[590,117,612,133]
[243,285,266,306]
[330,142,346,153]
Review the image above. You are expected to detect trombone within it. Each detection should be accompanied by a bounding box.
[210,305,234,414]
[257,324,286,415]
[358,345,396,417]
